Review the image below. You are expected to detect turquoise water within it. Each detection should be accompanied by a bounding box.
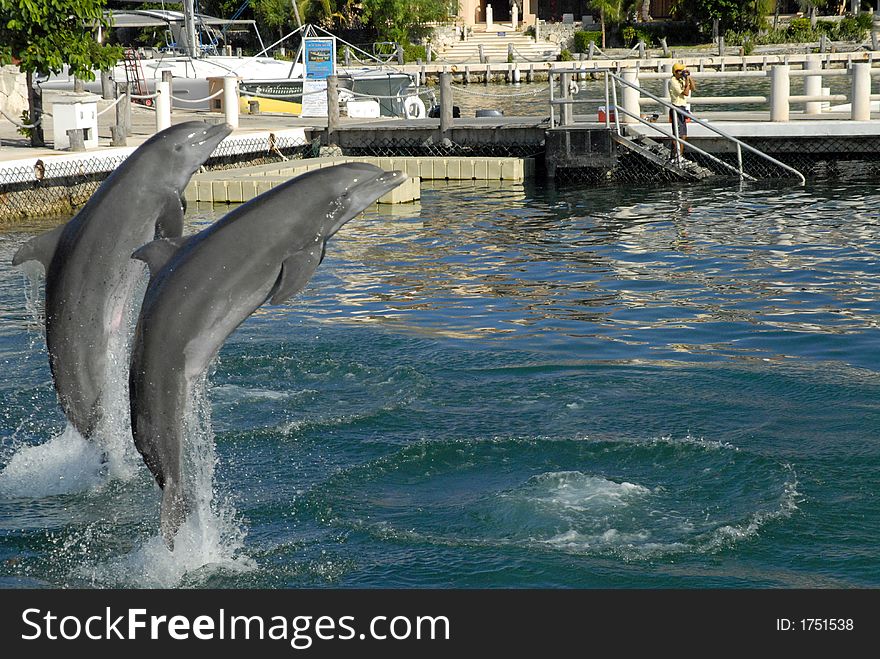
[1,175,878,588]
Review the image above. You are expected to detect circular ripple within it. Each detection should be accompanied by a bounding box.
[304,435,799,560]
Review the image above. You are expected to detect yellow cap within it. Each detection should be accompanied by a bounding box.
[672,63,686,72]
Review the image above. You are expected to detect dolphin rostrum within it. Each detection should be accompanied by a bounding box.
[12,121,231,440]
[129,162,405,547]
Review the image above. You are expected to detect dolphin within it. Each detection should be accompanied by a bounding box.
[128,162,405,547]
[12,121,232,439]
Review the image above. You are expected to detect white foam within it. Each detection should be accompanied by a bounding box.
[83,507,255,588]
[524,471,650,512]
[0,425,105,497]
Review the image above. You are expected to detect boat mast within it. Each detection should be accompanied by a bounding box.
[183,0,199,58]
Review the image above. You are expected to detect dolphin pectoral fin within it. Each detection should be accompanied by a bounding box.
[268,247,322,305]
[159,477,187,550]
[11,224,66,269]
[132,237,189,279]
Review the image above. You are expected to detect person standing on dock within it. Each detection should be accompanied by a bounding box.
[669,63,696,160]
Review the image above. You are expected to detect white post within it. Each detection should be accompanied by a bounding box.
[223,76,239,129]
[486,4,493,29]
[770,64,790,122]
[803,55,822,115]
[661,62,673,101]
[621,68,640,124]
[512,3,519,30]
[850,62,871,121]
[155,80,171,131]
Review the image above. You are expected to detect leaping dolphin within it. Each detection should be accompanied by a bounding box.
[12,121,232,439]
[128,162,406,547]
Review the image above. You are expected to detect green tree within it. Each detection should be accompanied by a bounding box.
[360,0,452,44]
[0,0,121,146]
[671,0,774,36]
[588,0,622,48]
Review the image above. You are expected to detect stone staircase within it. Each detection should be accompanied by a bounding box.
[436,27,560,64]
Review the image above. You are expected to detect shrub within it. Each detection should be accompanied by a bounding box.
[402,42,427,63]
[558,48,574,61]
[787,17,815,41]
[572,30,602,52]
[837,17,868,42]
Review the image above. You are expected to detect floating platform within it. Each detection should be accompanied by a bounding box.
[185,155,536,205]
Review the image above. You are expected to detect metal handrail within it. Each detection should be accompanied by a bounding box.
[612,104,757,181]
[608,71,806,185]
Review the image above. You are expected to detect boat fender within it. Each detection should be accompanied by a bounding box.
[404,96,426,119]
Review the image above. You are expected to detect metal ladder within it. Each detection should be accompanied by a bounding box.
[122,49,152,107]
[605,71,805,184]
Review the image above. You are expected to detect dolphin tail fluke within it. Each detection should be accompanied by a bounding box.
[159,478,187,550]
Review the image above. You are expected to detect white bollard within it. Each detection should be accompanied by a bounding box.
[155,80,171,131]
[512,3,519,31]
[223,76,239,129]
[621,68,640,124]
[803,55,822,115]
[770,64,790,122]
[850,62,871,121]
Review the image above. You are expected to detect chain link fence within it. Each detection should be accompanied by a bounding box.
[337,136,545,159]
[0,135,312,223]
[553,135,880,185]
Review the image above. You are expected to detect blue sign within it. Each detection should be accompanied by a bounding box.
[304,37,336,80]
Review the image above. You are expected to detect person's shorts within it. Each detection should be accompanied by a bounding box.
[669,108,688,138]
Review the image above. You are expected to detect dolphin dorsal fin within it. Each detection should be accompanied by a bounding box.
[11,224,66,269]
[132,237,189,278]
[268,246,322,305]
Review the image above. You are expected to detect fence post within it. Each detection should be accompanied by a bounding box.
[803,55,822,115]
[115,82,131,139]
[850,62,871,121]
[621,68,640,124]
[660,37,669,57]
[223,76,239,129]
[440,71,453,138]
[717,35,724,57]
[396,44,404,65]
[770,64,790,122]
[426,43,432,63]
[326,74,340,144]
[155,80,171,132]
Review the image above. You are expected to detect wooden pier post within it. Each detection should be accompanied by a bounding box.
[115,82,131,140]
[440,71,453,138]
[100,70,113,100]
[464,65,471,84]
[326,74,340,144]
[66,128,85,152]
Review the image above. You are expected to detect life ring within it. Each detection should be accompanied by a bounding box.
[403,95,426,119]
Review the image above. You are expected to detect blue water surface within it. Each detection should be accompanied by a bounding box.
[1,171,878,588]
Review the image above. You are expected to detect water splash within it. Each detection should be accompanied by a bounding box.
[0,425,105,497]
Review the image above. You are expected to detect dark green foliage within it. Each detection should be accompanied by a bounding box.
[573,30,602,52]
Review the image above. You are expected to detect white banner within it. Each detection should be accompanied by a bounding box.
[300,80,328,117]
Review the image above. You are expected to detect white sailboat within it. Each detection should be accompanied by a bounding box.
[40,2,428,117]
